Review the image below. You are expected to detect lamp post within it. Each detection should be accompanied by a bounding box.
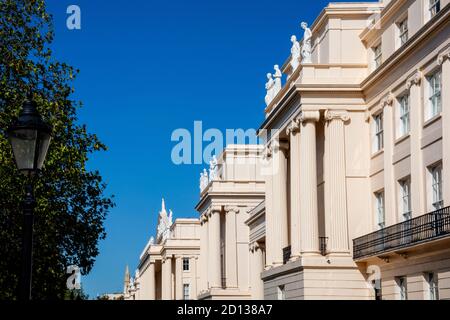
[7,96,52,300]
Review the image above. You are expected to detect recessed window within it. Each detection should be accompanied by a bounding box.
[430,164,443,210]
[183,284,190,300]
[373,44,382,68]
[183,258,190,271]
[277,285,286,300]
[397,277,408,300]
[427,70,442,120]
[375,191,385,229]
[426,273,439,300]
[400,178,412,221]
[372,113,384,153]
[398,18,408,46]
[398,94,410,137]
[429,0,441,18]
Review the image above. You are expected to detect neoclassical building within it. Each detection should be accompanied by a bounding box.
[126,0,450,300]
[196,145,265,300]
[124,200,201,300]
[256,0,450,300]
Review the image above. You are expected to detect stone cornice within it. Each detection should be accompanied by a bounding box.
[324,110,350,122]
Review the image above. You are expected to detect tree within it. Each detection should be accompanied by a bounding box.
[0,0,114,299]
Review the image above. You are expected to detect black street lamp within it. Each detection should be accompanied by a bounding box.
[7,97,52,300]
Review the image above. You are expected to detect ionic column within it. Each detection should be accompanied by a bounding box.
[224,206,239,288]
[148,262,156,300]
[438,51,450,206]
[191,256,198,299]
[208,207,222,288]
[161,257,172,300]
[271,140,289,266]
[249,242,265,300]
[299,111,320,254]
[175,256,183,300]
[200,215,209,291]
[324,110,350,253]
[286,118,301,260]
[407,71,426,216]
[263,146,274,268]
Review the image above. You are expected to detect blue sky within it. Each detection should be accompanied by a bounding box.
[45,0,375,298]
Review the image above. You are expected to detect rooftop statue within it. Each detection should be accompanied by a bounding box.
[301,22,312,64]
[264,73,275,106]
[290,35,301,72]
[273,65,282,97]
[209,155,218,182]
[156,198,173,244]
[200,168,209,192]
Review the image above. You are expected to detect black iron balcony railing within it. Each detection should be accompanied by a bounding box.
[283,246,291,264]
[319,237,328,256]
[353,206,450,260]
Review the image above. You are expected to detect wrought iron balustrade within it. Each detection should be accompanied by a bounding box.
[283,246,291,264]
[353,206,450,260]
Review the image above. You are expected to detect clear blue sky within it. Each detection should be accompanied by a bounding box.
[45,0,375,298]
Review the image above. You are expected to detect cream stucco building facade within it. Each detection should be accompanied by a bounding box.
[126,0,450,300]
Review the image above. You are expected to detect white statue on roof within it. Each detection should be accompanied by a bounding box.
[209,155,218,182]
[200,168,209,192]
[290,35,301,71]
[156,198,173,244]
[301,22,312,64]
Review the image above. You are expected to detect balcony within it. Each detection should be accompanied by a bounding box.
[353,207,450,260]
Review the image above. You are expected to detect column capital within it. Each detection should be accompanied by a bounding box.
[286,118,301,136]
[324,110,350,122]
[438,47,450,65]
[174,255,183,260]
[209,205,222,216]
[249,242,262,253]
[406,70,422,89]
[380,93,395,108]
[299,110,320,123]
[200,214,208,224]
[224,206,240,214]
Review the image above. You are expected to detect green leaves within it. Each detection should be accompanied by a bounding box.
[0,0,114,299]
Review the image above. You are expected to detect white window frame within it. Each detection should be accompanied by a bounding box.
[183,284,190,300]
[397,277,408,300]
[431,164,443,210]
[375,191,385,229]
[398,94,410,137]
[183,258,190,271]
[277,285,286,300]
[429,0,441,18]
[373,44,382,69]
[427,70,442,120]
[398,18,408,46]
[373,112,384,153]
[426,273,439,300]
[399,178,412,221]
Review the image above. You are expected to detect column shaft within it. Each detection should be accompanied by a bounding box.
[175,257,183,300]
[148,262,156,300]
[225,209,238,288]
[161,258,172,300]
[264,152,274,267]
[271,141,289,265]
[299,111,320,254]
[208,210,222,288]
[288,120,301,259]
[250,244,265,300]
[325,111,349,253]
[191,257,197,299]
[409,72,426,216]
